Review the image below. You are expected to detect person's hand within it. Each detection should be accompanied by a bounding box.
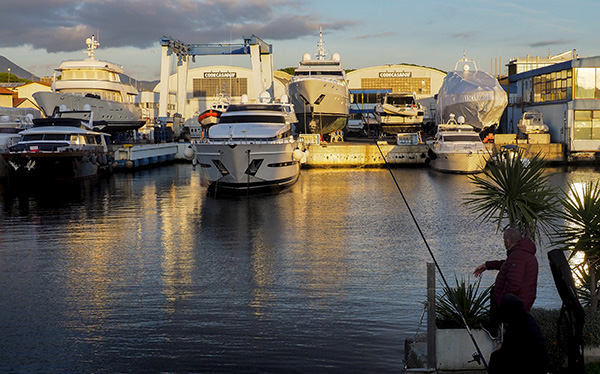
[473,263,486,277]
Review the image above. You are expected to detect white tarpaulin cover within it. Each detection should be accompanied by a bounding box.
[436,57,508,130]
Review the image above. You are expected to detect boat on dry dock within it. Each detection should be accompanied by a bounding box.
[33,35,145,134]
[436,53,507,131]
[374,92,425,134]
[517,110,549,134]
[2,110,113,182]
[426,114,488,173]
[287,28,350,141]
[193,93,306,195]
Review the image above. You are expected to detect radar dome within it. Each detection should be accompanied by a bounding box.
[280,94,289,104]
[302,53,311,61]
[241,94,249,104]
[332,53,341,62]
[457,116,466,124]
[259,91,271,103]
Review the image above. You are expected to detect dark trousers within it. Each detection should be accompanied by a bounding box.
[487,285,500,334]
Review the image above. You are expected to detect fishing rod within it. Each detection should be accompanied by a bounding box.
[372,134,489,372]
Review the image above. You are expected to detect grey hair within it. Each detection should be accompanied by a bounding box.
[503,227,522,243]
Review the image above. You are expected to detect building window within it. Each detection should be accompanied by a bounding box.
[532,69,571,103]
[193,78,247,98]
[575,68,596,99]
[361,77,431,95]
[573,110,600,140]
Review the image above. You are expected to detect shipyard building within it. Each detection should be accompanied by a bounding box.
[506,52,600,160]
[346,64,447,121]
[151,66,288,128]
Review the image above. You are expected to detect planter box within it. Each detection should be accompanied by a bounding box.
[436,328,495,371]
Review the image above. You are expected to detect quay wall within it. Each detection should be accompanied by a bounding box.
[303,142,565,168]
[304,143,429,167]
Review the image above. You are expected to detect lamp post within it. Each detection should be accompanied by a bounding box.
[7,68,10,84]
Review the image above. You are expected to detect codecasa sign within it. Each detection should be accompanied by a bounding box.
[204,71,237,78]
[379,71,412,78]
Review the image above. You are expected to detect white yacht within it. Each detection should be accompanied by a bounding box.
[287,28,350,140]
[33,35,145,134]
[193,93,306,195]
[374,92,425,134]
[427,114,488,174]
[2,110,113,182]
[0,107,38,134]
[436,53,507,131]
[517,110,549,134]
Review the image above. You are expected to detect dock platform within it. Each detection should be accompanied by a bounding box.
[302,138,565,168]
[111,142,188,170]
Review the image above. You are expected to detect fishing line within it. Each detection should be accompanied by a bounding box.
[373,136,489,372]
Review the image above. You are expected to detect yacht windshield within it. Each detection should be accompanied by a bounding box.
[219,115,286,124]
[442,134,482,142]
[294,71,343,76]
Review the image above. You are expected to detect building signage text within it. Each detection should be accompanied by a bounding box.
[379,71,412,78]
[204,71,237,78]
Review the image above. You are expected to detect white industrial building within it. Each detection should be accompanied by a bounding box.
[151,65,288,128]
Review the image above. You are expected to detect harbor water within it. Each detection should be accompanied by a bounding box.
[1,164,598,373]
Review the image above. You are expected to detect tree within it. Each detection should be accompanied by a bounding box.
[464,146,558,240]
[552,181,600,311]
[278,67,296,75]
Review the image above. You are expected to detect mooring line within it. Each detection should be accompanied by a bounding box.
[373,137,489,372]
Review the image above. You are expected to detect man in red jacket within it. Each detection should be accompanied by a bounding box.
[473,227,539,336]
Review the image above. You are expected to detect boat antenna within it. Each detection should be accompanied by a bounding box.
[372,136,489,372]
[85,35,100,60]
[316,27,326,61]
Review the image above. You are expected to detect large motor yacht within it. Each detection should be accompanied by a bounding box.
[287,28,350,141]
[193,93,306,195]
[33,35,145,134]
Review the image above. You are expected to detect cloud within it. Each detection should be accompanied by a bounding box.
[0,0,354,52]
[529,40,574,48]
[352,32,396,40]
[450,33,473,40]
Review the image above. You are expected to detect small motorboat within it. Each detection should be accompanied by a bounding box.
[517,110,549,134]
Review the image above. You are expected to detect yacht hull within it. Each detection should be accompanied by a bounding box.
[428,150,487,174]
[33,92,145,133]
[288,79,349,135]
[2,150,113,182]
[194,140,300,195]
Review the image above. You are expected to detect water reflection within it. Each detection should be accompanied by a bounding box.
[0,164,599,372]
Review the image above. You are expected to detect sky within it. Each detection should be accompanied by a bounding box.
[0,0,597,82]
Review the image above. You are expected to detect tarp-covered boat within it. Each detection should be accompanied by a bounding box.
[436,54,507,131]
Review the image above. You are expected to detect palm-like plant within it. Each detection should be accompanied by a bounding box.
[464,146,558,240]
[436,276,491,329]
[552,181,600,311]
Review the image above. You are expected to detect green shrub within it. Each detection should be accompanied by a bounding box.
[587,361,600,374]
[531,308,600,373]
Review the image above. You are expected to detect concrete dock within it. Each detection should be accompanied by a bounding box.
[301,137,565,168]
[304,141,428,167]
